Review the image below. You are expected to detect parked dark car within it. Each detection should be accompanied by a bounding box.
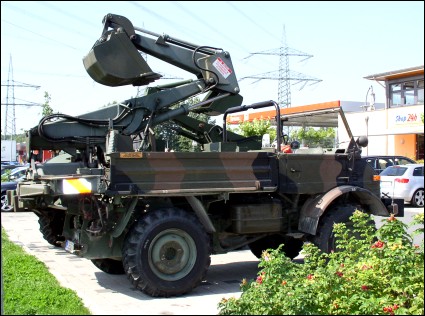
[1,181,19,212]
[1,164,19,175]
[1,166,28,212]
[363,155,416,174]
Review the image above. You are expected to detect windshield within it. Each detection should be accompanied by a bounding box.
[380,166,408,176]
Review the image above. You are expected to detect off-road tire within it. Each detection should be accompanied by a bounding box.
[312,205,375,254]
[249,235,303,260]
[411,189,424,208]
[91,258,125,274]
[122,207,211,297]
[38,210,65,247]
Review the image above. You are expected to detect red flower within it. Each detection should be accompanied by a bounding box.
[383,306,395,315]
[256,275,263,284]
[281,280,287,286]
[361,285,370,291]
[336,271,343,277]
[307,274,314,280]
[371,240,385,249]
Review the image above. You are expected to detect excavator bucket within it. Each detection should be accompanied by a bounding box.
[83,31,162,87]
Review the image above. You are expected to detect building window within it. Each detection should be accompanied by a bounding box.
[389,79,424,107]
[418,80,424,104]
[390,83,402,106]
[404,81,415,105]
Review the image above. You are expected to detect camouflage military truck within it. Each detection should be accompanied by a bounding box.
[10,14,403,297]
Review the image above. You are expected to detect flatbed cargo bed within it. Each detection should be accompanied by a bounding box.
[107,151,278,195]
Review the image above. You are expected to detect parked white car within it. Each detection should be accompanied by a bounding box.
[380,163,424,207]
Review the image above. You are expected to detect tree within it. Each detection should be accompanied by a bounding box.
[231,119,277,143]
[153,97,216,152]
[290,127,336,148]
[42,91,54,117]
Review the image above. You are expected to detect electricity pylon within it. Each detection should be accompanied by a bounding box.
[241,25,322,109]
[1,55,40,140]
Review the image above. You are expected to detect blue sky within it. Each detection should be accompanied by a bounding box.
[1,1,424,133]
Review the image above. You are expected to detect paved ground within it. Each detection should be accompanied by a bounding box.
[2,208,422,315]
[1,212,264,315]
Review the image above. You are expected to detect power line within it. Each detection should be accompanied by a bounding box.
[1,19,80,51]
[225,1,280,43]
[3,1,93,41]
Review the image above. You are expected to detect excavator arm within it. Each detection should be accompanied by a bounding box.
[27,13,253,165]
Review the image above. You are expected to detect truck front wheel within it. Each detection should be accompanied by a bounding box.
[312,205,375,254]
[122,208,211,297]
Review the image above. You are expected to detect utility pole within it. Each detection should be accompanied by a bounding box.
[1,55,41,140]
[1,55,40,162]
[241,25,322,109]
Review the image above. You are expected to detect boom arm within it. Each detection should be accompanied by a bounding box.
[28,13,248,162]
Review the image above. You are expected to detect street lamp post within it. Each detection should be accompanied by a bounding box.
[364,85,375,156]
[365,116,369,155]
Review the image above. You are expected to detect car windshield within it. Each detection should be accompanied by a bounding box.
[380,166,408,176]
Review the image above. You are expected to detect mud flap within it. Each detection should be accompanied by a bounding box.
[381,198,404,217]
[83,31,162,86]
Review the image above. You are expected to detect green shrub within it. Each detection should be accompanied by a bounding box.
[218,211,424,315]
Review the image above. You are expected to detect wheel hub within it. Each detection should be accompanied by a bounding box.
[157,240,185,274]
[149,229,197,278]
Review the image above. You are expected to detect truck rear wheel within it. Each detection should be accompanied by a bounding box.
[312,205,375,254]
[122,208,211,297]
[38,210,65,247]
[249,235,303,260]
[91,258,125,274]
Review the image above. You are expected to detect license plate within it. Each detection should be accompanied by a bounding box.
[380,181,393,188]
[65,240,74,253]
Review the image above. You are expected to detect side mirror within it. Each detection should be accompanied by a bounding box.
[356,136,368,147]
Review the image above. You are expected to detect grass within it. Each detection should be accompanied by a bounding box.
[1,227,91,315]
